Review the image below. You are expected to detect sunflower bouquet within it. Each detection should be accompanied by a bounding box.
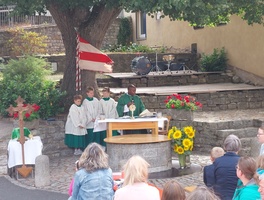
[167,126,195,155]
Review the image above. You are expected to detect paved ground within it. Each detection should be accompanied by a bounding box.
[0,176,68,200]
[0,108,263,198]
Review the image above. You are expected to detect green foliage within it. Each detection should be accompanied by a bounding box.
[6,27,47,56]
[104,43,154,53]
[199,47,228,72]
[117,17,132,46]
[1,0,263,27]
[0,56,65,119]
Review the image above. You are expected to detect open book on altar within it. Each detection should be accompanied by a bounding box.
[139,109,157,118]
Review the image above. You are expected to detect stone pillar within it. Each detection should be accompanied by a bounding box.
[35,155,50,187]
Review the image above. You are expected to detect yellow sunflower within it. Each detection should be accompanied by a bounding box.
[189,143,194,151]
[173,130,182,139]
[187,130,195,139]
[184,146,189,151]
[168,129,174,139]
[173,144,178,152]
[183,126,193,134]
[177,146,184,154]
[182,138,192,148]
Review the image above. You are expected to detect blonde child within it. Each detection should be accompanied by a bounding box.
[98,87,119,146]
[203,147,225,187]
[82,86,101,146]
[65,95,87,155]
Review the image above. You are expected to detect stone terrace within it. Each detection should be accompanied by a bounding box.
[98,71,264,155]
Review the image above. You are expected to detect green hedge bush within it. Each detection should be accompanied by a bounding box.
[0,56,65,119]
[199,47,228,72]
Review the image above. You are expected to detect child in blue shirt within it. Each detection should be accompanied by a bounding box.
[203,147,224,187]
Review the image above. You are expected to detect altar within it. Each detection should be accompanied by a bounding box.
[94,117,167,136]
[7,136,43,169]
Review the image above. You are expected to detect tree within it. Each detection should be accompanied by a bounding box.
[0,0,263,105]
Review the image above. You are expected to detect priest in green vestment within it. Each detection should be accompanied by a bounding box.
[116,84,147,134]
[116,84,145,117]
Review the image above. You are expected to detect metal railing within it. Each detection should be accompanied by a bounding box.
[0,5,55,29]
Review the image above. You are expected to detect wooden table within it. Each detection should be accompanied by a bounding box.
[97,117,167,137]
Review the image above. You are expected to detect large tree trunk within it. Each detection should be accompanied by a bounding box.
[47,2,121,106]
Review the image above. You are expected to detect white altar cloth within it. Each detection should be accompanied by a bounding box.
[7,136,43,168]
[94,117,167,132]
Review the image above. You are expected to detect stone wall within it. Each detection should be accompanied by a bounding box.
[110,73,232,88]
[101,18,120,50]
[0,19,121,57]
[0,25,65,56]
[138,89,264,113]
[37,120,72,158]
[32,89,264,158]
[193,119,263,157]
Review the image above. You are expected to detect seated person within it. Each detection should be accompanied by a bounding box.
[161,180,185,200]
[114,155,160,200]
[232,157,260,200]
[203,147,225,187]
[186,186,220,200]
[213,134,241,199]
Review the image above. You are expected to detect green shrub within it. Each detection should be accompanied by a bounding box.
[0,56,65,119]
[6,28,47,56]
[104,43,155,53]
[117,17,132,46]
[199,47,228,72]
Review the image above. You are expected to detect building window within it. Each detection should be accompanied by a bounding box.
[136,11,146,40]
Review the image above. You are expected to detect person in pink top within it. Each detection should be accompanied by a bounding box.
[68,160,80,197]
[114,155,160,200]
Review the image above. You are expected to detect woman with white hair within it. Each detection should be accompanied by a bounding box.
[70,143,114,200]
[186,186,220,200]
[213,134,241,200]
[114,155,160,200]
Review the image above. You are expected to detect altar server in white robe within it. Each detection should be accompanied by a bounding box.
[65,95,87,155]
[99,87,119,146]
[100,87,118,119]
[82,86,101,146]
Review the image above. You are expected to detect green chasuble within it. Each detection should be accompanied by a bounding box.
[11,127,31,139]
[116,93,145,117]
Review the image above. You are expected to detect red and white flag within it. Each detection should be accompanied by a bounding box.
[75,34,113,91]
[77,35,113,73]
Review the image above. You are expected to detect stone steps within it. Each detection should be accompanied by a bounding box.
[97,78,121,88]
[193,117,263,157]
[216,127,258,139]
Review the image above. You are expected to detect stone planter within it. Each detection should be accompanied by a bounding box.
[166,109,193,127]
[13,119,40,130]
[166,109,193,121]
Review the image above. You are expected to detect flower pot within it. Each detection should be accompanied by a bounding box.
[178,154,187,169]
[166,109,193,121]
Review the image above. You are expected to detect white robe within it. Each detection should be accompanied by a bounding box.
[65,104,87,136]
[99,98,118,119]
[82,97,100,129]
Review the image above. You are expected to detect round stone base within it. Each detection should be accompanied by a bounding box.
[105,134,172,173]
